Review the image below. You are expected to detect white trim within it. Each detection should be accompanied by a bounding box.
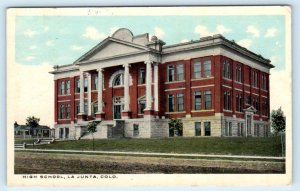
[164,87,186,92]
[164,80,186,84]
[222,77,232,81]
[108,69,133,88]
[244,84,251,87]
[191,77,214,81]
[191,109,214,112]
[57,100,71,103]
[234,88,243,92]
[222,84,232,89]
[244,91,250,94]
[252,92,259,96]
[165,111,186,114]
[261,95,268,98]
[191,84,214,89]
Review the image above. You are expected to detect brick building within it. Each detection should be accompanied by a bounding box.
[50,28,274,140]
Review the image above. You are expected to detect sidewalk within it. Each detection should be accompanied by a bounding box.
[15,148,285,160]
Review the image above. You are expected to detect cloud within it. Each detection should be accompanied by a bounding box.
[270,68,291,120]
[181,39,189,43]
[44,26,49,32]
[24,29,38,38]
[154,27,165,39]
[246,25,260,37]
[216,25,232,34]
[194,25,211,37]
[265,28,277,38]
[110,26,120,35]
[7,62,54,128]
[45,40,54,47]
[82,26,106,40]
[29,45,37,50]
[237,39,252,49]
[25,56,36,61]
[270,56,279,65]
[194,24,232,37]
[71,45,84,51]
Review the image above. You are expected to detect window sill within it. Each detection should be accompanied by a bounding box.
[234,81,243,84]
[165,80,186,84]
[58,94,71,97]
[223,109,233,112]
[191,109,214,112]
[222,77,232,81]
[244,83,251,87]
[58,118,71,121]
[165,111,186,114]
[191,77,214,81]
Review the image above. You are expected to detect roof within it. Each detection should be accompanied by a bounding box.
[50,28,274,74]
[14,125,50,131]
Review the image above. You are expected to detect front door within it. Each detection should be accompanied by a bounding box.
[113,97,124,119]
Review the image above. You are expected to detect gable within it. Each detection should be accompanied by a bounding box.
[79,40,148,63]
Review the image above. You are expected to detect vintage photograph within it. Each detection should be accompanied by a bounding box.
[7,6,291,186]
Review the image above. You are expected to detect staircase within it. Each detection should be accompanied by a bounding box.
[81,120,124,139]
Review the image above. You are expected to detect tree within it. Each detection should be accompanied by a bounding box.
[169,118,183,136]
[14,121,19,128]
[271,107,286,134]
[87,121,99,151]
[26,116,40,127]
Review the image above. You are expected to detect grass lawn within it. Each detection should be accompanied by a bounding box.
[33,136,284,156]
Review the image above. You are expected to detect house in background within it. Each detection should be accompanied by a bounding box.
[50,28,274,140]
[14,123,53,138]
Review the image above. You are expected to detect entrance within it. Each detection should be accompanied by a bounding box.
[113,97,124,119]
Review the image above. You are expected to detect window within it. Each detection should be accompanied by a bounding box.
[204,122,211,136]
[75,79,80,93]
[195,122,201,136]
[237,123,244,136]
[65,128,69,138]
[177,93,184,112]
[139,68,146,84]
[93,74,98,90]
[204,90,212,110]
[168,94,175,112]
[236,94,243,112]
[224,122,232,136]
[245,95,251,105]
[264,125,269,137]
[84,77,88,92]
[176,64,184,81]
[262,74,267,90]
[223,60,231,79]
[59,81,65,95]
[66,80,70,94]
[235,65,242,82]
[229,122,232,136]
[84,101,88,113]
[223,90,231,110]
[59,104,64,119]
[167,65,175,82]
[75,102,80,115]
[66,104,70,119]
[138,101,146,114]
[254,124,259,136]
[204,60,211,77]
[262,99,268,116]
[113,73,124,86]
[193,61,201,79]
[253,97,259,113]
[252,71,258,87]
[133,124,139,137]
[194,92,202,110]
[93,104,98,116]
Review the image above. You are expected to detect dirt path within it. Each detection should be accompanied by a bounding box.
[15,152,285,174]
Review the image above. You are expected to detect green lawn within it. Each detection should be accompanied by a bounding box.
[33,137,284,157]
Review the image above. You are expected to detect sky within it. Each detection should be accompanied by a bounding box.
[11,14,289,127]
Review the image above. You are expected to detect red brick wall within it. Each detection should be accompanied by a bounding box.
[54,55,271,124]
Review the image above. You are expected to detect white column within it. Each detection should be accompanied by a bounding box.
[79,71,85,114]
[145,60,153,110]
[97,68,104,113]
[123,63,130,112]
[87,73,92,116]
[154,63,159,111]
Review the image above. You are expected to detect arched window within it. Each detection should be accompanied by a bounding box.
[113,73,124,86]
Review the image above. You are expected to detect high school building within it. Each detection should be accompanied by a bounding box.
[50,28,274,140]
